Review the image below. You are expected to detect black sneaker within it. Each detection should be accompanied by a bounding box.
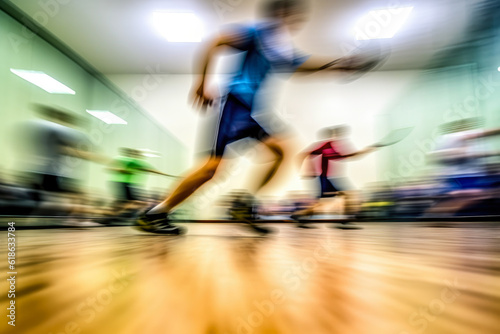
[231,205,272,235]
[236,213,273,235]
[291,214,317,229]
[135,211,186,235]
[332,219,362,230]
[246,222,273,235]
[296,223,317,229]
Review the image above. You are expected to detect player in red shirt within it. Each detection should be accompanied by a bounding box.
[293,125,375,227]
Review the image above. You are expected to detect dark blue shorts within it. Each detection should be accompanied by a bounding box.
[318,176,352,198]
[212,94,270,157]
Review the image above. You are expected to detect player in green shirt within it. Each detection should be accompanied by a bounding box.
[99,148,176,224]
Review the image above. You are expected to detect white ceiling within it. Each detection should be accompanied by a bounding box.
[7,0,475,74]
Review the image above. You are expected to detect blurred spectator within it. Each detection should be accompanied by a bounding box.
[424,118,500,217]
[17,105,107,222]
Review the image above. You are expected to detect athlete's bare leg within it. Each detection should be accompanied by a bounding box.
[343,190,361,216]
[148,135,284,215]
[253,136,285,194]
[147,156,222,214]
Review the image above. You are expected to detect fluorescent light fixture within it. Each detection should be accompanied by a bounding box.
[10,69,75,94]
[86,110,127,125]
[151,11,202,42]
[140,149,161,158]
[143,153,161,158]
[354,6,414,40]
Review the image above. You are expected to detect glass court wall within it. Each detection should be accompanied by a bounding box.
[0,8,187,201]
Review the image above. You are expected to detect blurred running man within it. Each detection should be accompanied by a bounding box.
[137,0,374,234]
[293,125,375,227]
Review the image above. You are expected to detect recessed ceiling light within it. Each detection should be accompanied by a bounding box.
[497,66,500,72]
[10,69,75,94]
[151,11,202,42]
[86,110,127,125]
[354,6,414,40]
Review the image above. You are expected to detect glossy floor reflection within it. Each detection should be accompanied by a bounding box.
[1,222,499,334]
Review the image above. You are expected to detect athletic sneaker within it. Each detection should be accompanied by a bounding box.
[232,210,273,235]
[229,194,273,235]
[291,214,317,229]
[135,211,185,235]
[331,215,363,229]
[296,223,317,229]
[246,221,273,235]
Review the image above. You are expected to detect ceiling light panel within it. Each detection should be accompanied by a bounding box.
[10,69,75,94]
[151,11,203,42]
[354,6,414,40]
[86,110,127,125]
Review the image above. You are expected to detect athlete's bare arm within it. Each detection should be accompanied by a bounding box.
[340,146,377,159]
[463,127,500,141]
[296,55,345,73]
[139,168,178,178]
[296,151,311,169]
[62,146,110,165]
[191,32,250,110]
[296,54,364,73]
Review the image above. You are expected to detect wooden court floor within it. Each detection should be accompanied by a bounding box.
[1,222,499,334]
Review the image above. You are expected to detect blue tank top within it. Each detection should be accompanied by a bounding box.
[226,21,309,107]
